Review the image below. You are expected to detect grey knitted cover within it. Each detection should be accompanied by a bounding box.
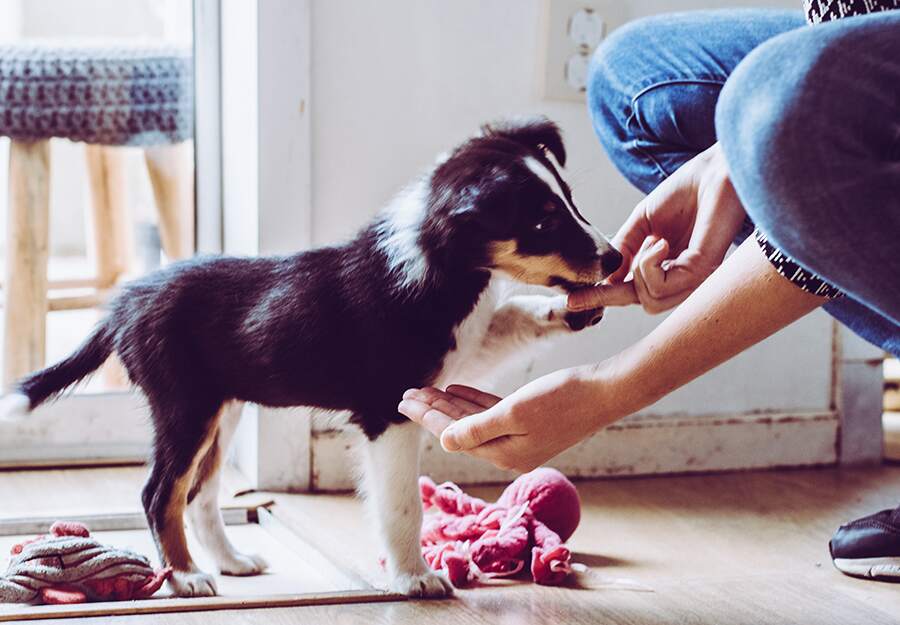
[0,45,193,146]
[0,535,163,603]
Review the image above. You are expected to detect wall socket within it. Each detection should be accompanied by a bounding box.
[541,0,607,102]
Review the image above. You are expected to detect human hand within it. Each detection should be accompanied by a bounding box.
[569,143,746,314]
[398,368,630,473]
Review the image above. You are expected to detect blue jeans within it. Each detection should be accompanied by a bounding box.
[587,9,900,356]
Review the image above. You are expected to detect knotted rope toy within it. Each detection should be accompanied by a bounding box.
[0,521,170,605]
[419,467,581,587]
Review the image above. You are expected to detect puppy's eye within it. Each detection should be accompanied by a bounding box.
[533,216,557,233]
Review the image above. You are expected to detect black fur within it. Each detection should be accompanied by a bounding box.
[12,116,617,577]
[19,323,114,408]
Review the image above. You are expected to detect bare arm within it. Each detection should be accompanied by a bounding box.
[399,237,825,471]
[587,235,825,415]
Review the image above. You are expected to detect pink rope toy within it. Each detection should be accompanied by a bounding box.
[419,467,580,587]
[0,521,170,605]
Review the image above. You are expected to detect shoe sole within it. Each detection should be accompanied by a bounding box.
[833,557,900,581]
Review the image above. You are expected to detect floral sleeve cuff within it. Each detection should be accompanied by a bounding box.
[754,228,843,299]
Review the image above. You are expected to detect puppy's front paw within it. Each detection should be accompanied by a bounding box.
[168,570,218,597]
[219,552,269,576]
[563,307,605,331]
[391,570,454,598]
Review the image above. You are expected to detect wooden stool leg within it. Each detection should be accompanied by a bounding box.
[85,145,131,390]
[4,139,50,388]
[144,142,194,261]
[85,145,130,288]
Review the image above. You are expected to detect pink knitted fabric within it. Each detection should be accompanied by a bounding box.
[419,467,580,587]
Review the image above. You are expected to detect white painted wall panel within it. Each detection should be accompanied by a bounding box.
[308,0,831,417]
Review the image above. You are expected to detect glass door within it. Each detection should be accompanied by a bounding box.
[0,0,219,467]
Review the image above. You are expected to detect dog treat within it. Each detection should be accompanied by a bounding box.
[418,467,580,587]
[0,521,170,605]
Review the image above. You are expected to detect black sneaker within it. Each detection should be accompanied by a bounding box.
[830,507,900,581]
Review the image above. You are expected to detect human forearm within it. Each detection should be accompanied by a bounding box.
[585,238,826,416]
[399,237,828,472]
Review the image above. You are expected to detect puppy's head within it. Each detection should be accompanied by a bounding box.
[426,116,622,290]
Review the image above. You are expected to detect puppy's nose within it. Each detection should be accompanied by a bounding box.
[600,249,623,276]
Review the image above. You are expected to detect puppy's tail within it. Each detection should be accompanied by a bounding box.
[0,321,115,421]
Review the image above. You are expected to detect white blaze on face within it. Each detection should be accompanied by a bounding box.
[522,156,614,255]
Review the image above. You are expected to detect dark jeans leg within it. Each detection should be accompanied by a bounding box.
[587,9,899,354]
[716,11,900,355]
[587,9,805,195]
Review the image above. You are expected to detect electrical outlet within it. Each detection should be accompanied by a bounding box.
[541,0,607,102]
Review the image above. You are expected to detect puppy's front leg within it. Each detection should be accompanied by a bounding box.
[482,294,604,354]
[446,295,602,385]
[359,421,453,597]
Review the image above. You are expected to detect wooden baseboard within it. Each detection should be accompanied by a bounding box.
[310,411,840,491]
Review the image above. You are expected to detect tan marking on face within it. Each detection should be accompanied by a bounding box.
[488,240,602,286]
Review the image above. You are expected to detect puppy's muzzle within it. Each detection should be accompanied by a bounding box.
[599,249,624,276]
[563,307,605,331]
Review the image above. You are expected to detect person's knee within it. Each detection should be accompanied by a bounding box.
[715,23,871,236]
[715,28,823,239]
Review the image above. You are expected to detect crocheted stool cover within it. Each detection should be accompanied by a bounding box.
[0,44,192,146]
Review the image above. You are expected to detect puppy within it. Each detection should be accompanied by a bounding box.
[2,117,621,597]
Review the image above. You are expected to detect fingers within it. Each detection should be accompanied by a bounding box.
[630,237,702,313]
[636,237,669,293]
[440,406,515,452]
[399,386,499,442]
[404,387,484,416]
[399,393,529,469]
[567,282,638,311]
[689,151,747,264]
[444,385,502,409]
[399,384,551,472]
[608,202,650,283]
[397,397,456,439]
[400,385,512,451]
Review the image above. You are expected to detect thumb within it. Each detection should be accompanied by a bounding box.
[567,282,639,311]
[440,407,509,452]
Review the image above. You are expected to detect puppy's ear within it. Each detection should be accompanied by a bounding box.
[481,116,566,167]
[429,165,512,234]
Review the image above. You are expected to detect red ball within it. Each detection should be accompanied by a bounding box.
[497,467,581,541]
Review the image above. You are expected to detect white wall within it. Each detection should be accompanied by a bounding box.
[308,0,832,417]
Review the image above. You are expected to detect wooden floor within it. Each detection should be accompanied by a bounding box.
[3,464,899,625]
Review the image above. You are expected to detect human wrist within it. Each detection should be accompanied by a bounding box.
[568,356,649,428]
[689,145,747,264]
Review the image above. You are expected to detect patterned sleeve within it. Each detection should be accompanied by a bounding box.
[804,0,900,24]
[754,229,844,299]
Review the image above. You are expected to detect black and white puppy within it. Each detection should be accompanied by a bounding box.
[1,117,622,598]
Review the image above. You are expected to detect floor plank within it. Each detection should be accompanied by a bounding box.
[4,465,900,624]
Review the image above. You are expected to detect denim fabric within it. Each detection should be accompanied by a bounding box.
[587,9,900,355]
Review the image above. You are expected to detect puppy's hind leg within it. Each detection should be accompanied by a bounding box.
[142,396,223,598]
[187,401,268,576]
[358,420,453,598]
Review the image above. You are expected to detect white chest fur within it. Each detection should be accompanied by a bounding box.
[431,281,502,389]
